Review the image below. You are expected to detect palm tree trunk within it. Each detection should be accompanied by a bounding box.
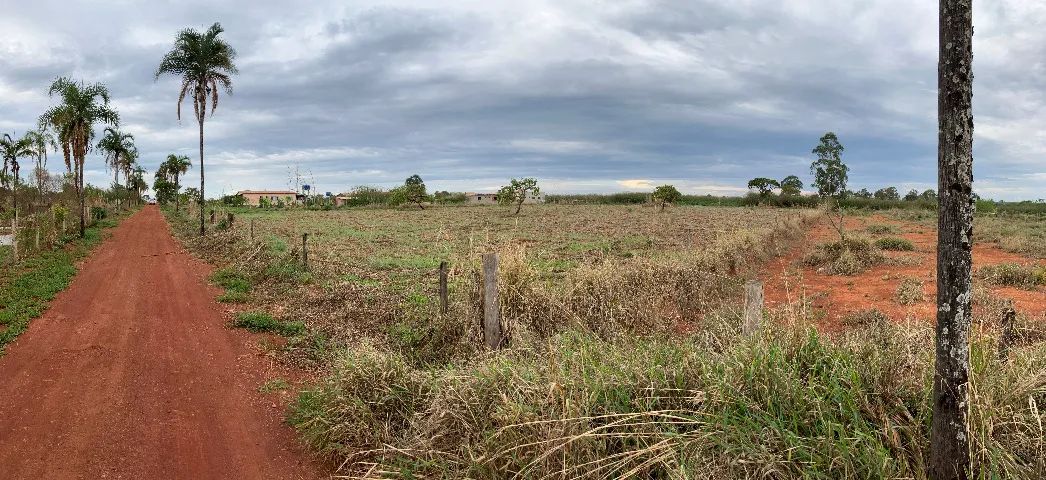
[12,162,18,217]
[78,159,85,238]
[198,116,205,236]
[174,173,180,213]
[929,1,974,479]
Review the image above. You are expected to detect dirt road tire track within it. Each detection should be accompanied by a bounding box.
[0,206,322,479]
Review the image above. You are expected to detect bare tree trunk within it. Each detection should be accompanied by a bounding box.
[930,1,974,479]
[198,116,206,236]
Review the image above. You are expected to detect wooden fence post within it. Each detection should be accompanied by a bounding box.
[743,279,764,336]
[35,221,40,251]
[250,218,255,240]
[301,233,309,270]
[998,302,1017,363]
[209,209,215,225]
[482,253,503,348]
[227,213,234,227]
[439,261,449,315]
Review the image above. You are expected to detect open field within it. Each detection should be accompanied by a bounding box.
[163,203,1046,479]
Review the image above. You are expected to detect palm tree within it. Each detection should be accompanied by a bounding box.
[155,22,238,235]
[97,127,136,186]
[0,133,36,215]
[162,154,191,212]
[39,77,119,237]
[97,127,137,206]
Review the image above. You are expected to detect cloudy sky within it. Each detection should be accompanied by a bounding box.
[0,0,1043,200]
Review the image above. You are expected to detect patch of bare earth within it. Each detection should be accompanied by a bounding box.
[761,214,1046,331]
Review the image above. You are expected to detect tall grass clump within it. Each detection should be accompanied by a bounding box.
[976,263,1046,290]
[287,311,1046,479]
[804,237,885,275]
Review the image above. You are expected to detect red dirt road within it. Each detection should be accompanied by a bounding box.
[0,206,322,479]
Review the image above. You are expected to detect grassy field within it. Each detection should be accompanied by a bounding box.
[167,203,1046,479]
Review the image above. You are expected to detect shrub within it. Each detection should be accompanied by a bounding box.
[804,237,885,275]
[895,277,926,305]
[865,223,899,235]
[976,263,1046,290]
[874,237,914,251]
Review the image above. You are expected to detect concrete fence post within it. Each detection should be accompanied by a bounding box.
[482,253,503,348]
[743,280,764,336]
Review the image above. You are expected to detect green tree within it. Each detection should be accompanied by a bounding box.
[780,175,803,196]
[810,132,848,198]
[497,177,540,215]
[127,164,148,204]
[0,132,36,214]
[96,128,136,187]
[920,189,937,202]
[23,128,55,202]
[747,177,780,197]
[398,174,428,209]
[854,188,872,199]
[873,186,899,201]
[651,184,681,212]
[159,154,191,212]
[39,77,119,237]
[903,189,920,201]
[156,22,238,235]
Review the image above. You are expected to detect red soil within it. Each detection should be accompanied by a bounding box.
[0,206,322,479]
[761,215,1046,330]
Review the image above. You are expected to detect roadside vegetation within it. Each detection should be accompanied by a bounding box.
[0,215,122,352]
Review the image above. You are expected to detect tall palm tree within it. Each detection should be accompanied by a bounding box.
[39,77,119,237]
[0,132,36,215]
[97,127,136,186]
[162,154,191,212]
[155,22,238,235]
[97,127,137,207]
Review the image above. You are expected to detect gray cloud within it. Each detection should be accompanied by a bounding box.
[0,0,1042,200]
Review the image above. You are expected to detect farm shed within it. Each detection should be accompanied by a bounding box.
[236,190,300,207]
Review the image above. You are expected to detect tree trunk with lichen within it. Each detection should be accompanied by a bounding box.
[930,1,974,479]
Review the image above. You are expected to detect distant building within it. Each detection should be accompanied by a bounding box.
[334,195,355,207]
[237,190,300,207]
[466,192,545,205]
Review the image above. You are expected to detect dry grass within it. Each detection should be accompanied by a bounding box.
[164,204,1046,479]
[895,277,926,305]
[803,237,885,275]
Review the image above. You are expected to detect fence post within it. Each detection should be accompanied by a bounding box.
[227,212,234,227]
[301,233,309,270]
[35,221,40,251]
[439,261,449,315]
[209,209,215,225]
[743,280,764,336]
[998,302,1017,363]
[250,218,255,240]
[482,253,503,348]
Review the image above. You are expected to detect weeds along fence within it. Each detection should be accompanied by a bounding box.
[1,205,88,267]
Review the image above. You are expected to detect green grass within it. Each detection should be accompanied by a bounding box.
[232,312,305,336]
[210,268,252,303]
[0,222,115,353]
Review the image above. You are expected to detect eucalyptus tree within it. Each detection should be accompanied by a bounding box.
[0,132,36,214]
[155,22,238,235]
[39,77,119,237]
